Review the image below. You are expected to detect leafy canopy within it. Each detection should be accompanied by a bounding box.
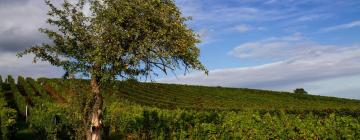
[18,0,207,83]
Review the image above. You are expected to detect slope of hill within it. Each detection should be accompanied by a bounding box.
[43,78,360,111]
[0,76,359,139]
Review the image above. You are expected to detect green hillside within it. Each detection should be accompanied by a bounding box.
[0,76,359,139]
[44,78,360,111]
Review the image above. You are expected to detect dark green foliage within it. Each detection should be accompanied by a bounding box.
[0,76,2,92]
[7,76,28,116]
[125,78,139,84]
[104,101,360,139]
[26,78,51,99]
[98,81,360,110]
[28,101,82,139]
[18,76,36,97]
[294,88,308,94]
[0,93,17,140]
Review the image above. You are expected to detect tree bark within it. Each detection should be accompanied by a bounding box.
[87,76,103,140]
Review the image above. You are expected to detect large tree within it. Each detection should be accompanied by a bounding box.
[18,0,207,139]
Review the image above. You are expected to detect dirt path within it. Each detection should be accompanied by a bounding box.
[28,83,41,96]
[43,84,67,103]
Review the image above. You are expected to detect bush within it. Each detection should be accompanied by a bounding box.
[125,77,139,84]
[29,102,80,140]
[0,75,2,91]
[294,88,308,94]
[0,96,17,140]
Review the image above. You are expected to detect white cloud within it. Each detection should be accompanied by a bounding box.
[322,20,360,32]
[233,24,252,32]
[264,0,277,5]
[175,0,299,23]
[295,14,328,22]
[228,33,325,60]
[160,35,360,99]
[231,24,266,33]
[197,28,219,46]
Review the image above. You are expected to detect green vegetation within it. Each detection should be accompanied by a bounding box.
[0,75,2,85]
[104,101,360,139]
[7,76,28,116]
[0,76,360,139]
[294,88,308,95]
[0,81,17,140]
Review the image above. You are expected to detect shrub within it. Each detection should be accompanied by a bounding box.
[0,96,17,140]
[0,75,2,91]
[294,88,308,94]
[29,102,78,139]
[125,77,139,84]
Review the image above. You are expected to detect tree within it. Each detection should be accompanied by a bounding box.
[18,0,207,139]
[294,88,308,95]
[0,75,2,90]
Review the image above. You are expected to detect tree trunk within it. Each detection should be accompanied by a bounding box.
[87,76,103,140]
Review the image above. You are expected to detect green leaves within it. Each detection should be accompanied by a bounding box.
[104,100,360,139]
[0,89,17,140]
[18,0,207,82]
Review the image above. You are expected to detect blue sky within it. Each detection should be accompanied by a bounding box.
[160,0,360,99]
[175,0,360,69]
[0,0,360,99]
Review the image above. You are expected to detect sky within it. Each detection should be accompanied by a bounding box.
[0,0,360,99]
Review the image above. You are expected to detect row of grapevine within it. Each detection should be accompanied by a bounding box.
[79,80,360,110]
[0,81,17,140]
[26,77,51,100]
[103,100,360,139]
[26,96,360,139]
[18,76,53,111]
[1,76,360,139]
[32,78,360,111]
[38,78,68,103]
[7,76,28,116]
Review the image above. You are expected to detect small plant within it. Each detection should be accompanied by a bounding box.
[294,88,308,94]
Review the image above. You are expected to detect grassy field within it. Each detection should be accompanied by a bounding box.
[0,76,360,139]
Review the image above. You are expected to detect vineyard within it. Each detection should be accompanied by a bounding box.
[0,75,359,139]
